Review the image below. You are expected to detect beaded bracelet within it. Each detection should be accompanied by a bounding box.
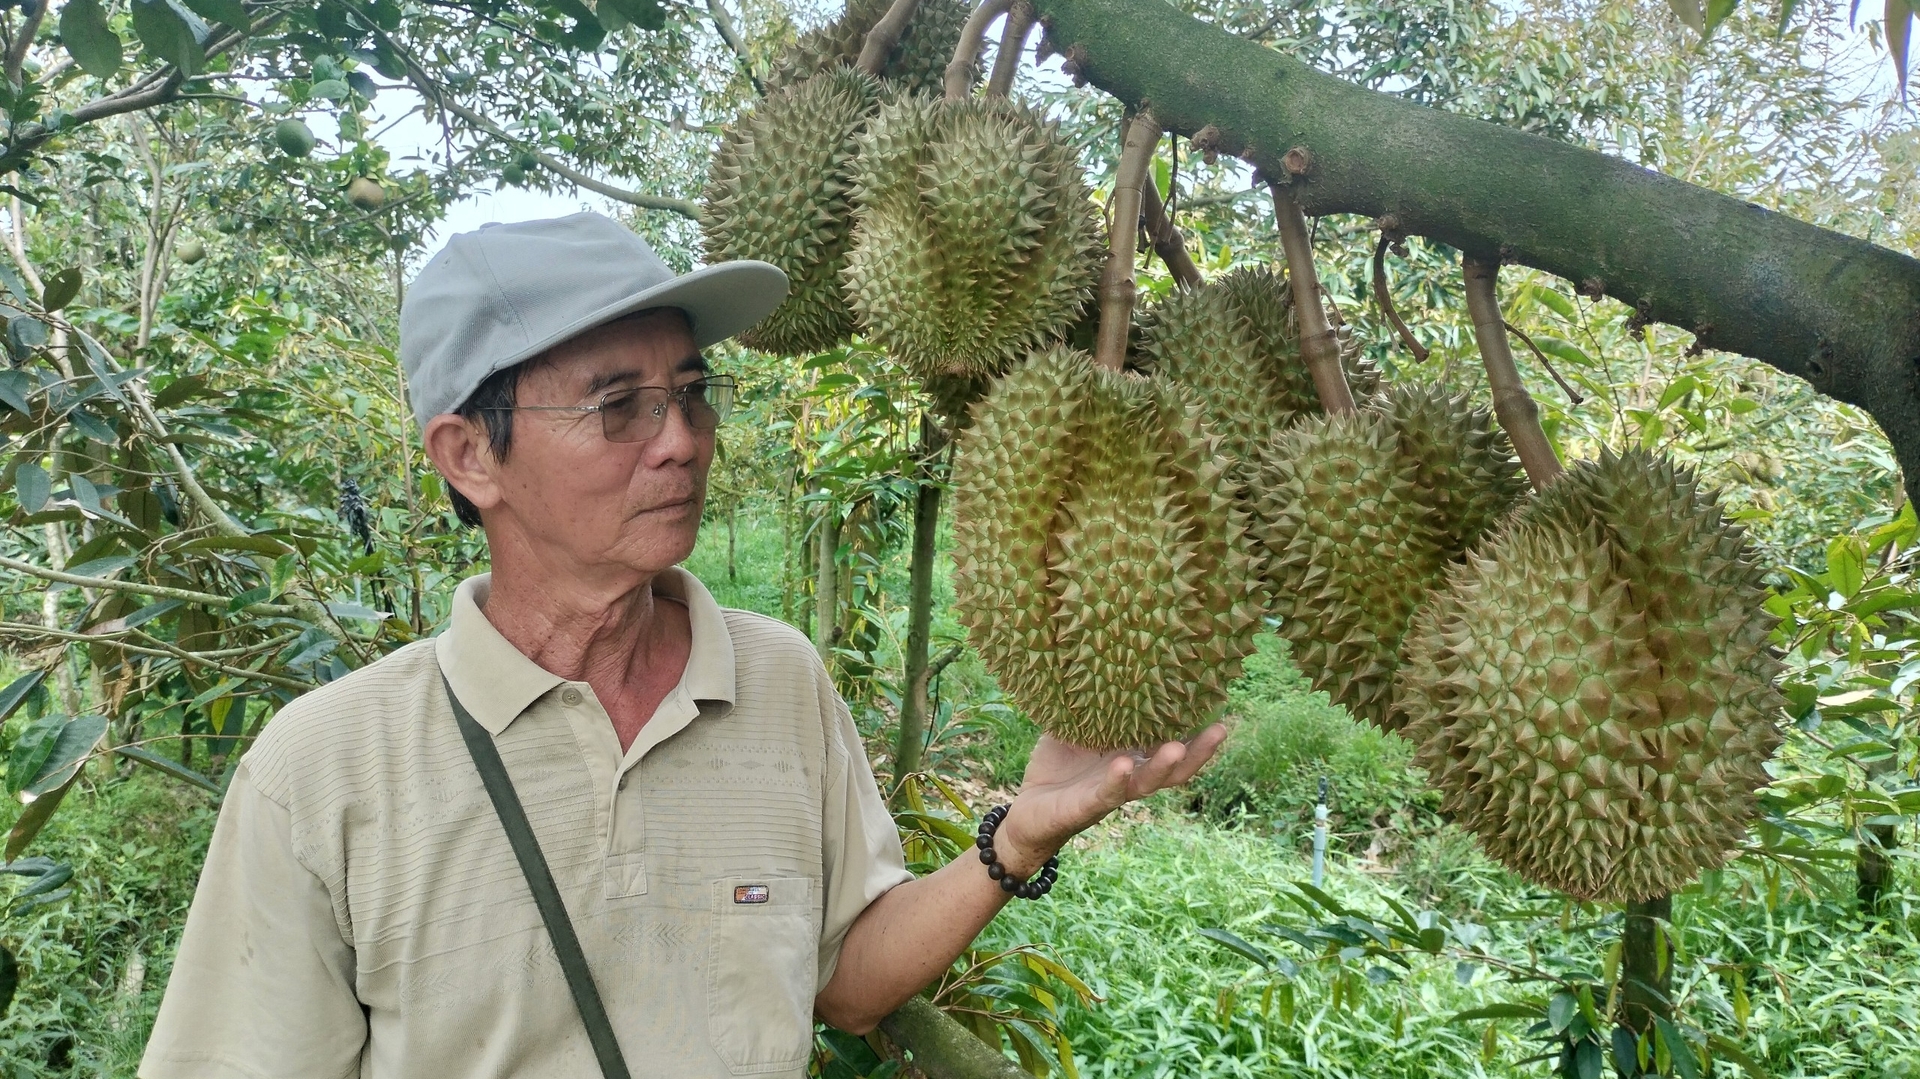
[975,804,1059,900]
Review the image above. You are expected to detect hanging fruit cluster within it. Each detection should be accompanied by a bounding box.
[702,0,1784,905]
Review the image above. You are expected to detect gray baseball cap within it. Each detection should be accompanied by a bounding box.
[399,212,787,426]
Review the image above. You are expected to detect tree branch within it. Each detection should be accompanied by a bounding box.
[879,996,1027,1079]
[400,59,699,219]
[1372,230,1427,362]
[1095,109,1157,370]
[0,622,316,692]
[1141,174,1201,288]
[1270,179,1354,413]
[705,0,764,96]
[1029,0,1920,505]
[946,0,1010,100]
[4,0,46,93]
[0,554,299,617]
[858,0,923,75]
[986,0,1033,98]
[1464,256,1561,489]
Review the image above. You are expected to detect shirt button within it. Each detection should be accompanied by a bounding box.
[560,687,583,706]
[617,775,630,791]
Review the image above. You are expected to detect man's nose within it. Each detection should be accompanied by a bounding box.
[642,395,701,465]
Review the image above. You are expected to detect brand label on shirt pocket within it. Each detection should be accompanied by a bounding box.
[708,876,818,1074]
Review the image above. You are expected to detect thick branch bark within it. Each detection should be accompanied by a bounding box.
[986,0,1033,98]
[895,419,948,778]
[1030,0,1920,502]
[946,0,1011,100]
[858,0,923,75]
[879,997,1027,1079]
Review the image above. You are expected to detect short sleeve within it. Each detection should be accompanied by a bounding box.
[140,762,365,1079]
[815,693,915,988]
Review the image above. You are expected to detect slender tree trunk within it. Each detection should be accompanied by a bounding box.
[727,503,738,582]
[895,419,948,779]
[1859,755,1901,910]
[1622,895,1671,1037]
[1030,0,1920,506]
[814,505,841,662]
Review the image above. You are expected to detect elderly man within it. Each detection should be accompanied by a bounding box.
[140,213,1224,1079]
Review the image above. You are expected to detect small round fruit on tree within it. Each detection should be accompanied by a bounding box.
[515,150,540,173]
[347,177,386,210]
[274,118,317,158]
[500,162,526,187]
[175,239,207,264]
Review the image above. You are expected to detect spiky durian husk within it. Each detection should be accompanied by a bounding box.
[845,96,1103,382]
[1251,411,1450,726]
[766,0,972,96]
[1377,383,1528,562]
[1138,267,1383,467]
[702,69,885,356]
[951,348,1263,749]
[1395,450,1783,903]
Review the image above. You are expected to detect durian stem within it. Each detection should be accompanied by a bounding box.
[1142,173,1202,289]
[1095,109,1159,371]
[1270,181,1356,414]
[986,0,1035,98]
[945,0,1011,99]
[895,418,950,779]
[1464,256,1563,489]
[857,0,924,75]
[880,996,1028,1079]
[1621,895,1672,1036]
[1372,232,1427,362]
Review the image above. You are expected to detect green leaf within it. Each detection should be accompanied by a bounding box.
[175,533,294,556]
[129,0,205,76]
[121,598,182,629]
[179,0,248,27]
[325,601,390,621]
[1198,927,1273,968]
[1548,991,1577,1032]
[1669,0,1706,33]
[1703,1032,1768,1079]
[6,714,63,795]
[14,461,49,513]
[599,0,665,30]
[1703,0,1740,35]
[1827,535,1867,598]
[1657,375,1698,410]
[58,0,124,78]
[5,772,76,860]
[310,78,351,102]
[1449,1002,1546,1023]
[0,671,45,728]
[0,370,29,413]
[1656,1018,1701,1079]
[23,715,108,797]
[40,267,81,313]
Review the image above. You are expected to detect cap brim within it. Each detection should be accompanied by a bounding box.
[496,259,790,368]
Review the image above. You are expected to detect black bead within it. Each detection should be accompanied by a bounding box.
[999,875,1019,893]
[978,847,995,865]
[1045,856,1059,869]
[988,862,1006,881]
[1017,882,1036,899]
[975,834,992,849]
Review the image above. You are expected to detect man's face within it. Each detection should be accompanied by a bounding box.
[437,309,712,582]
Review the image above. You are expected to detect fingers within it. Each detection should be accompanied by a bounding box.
[1126,739,1189,798]
[1164,723,1227,787]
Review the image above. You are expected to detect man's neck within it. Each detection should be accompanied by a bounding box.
[483,566,667,688]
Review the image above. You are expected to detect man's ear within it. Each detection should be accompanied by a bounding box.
[422,414,504,516]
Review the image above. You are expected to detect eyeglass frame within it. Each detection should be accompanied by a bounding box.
[474,373,738,443]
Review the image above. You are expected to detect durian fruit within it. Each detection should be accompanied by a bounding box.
[1138,266,1380,467]
[766,0,972,96]
[950,348,1264,750]
[844,95,1103,383]
[1395,450,1782,903]
[1252,409,1450,726]
[703,68,886,356]
[1375,383,1529,564]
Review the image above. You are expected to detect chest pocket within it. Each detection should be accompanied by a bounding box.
[707,876,820,1074]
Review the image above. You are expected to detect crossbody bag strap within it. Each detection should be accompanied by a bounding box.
[442,675,634,1079]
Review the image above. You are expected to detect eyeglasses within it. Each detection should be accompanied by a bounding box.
[485,375,737,443]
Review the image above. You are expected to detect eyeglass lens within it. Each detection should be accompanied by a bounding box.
[601,378,735,443]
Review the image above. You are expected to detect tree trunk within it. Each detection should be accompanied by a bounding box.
[895,419,949,779]
[1858,755,1901,910]
[727,502,738,583]
[814,505,841,663]
[1621,894,1671,1037]
[1031,0,1920,505]
[879,997,1027,1079]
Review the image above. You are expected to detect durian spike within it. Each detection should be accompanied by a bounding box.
[1096,109,1160,370]
[986,0,1035,98]
[1269,176,1357,413]
[1463,255,1564,489]
[946,0,1011,99]
[1143,178,1203,289]
[857,0,923,73]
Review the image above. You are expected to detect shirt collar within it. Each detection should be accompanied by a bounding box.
[435,568,737,737]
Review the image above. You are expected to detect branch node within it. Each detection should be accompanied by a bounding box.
[1625,298,1653,336]
[1579,276,1607,301]
[1281,145,1313,177]
[1062,43,1089,85]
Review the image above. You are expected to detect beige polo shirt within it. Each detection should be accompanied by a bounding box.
[140,569,913,1079]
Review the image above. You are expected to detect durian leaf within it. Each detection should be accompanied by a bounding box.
[1669,0,1706,32]
[1703,1033,1768,1079]
[0,670,46,730]
[113,745,222,793]
[1656,1018,1701,1079]
[1449,1002,1547,1023]
[59,0,123,77]
[1197,927,1272,968]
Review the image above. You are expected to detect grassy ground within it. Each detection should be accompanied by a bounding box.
[4,508,1919,1076]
